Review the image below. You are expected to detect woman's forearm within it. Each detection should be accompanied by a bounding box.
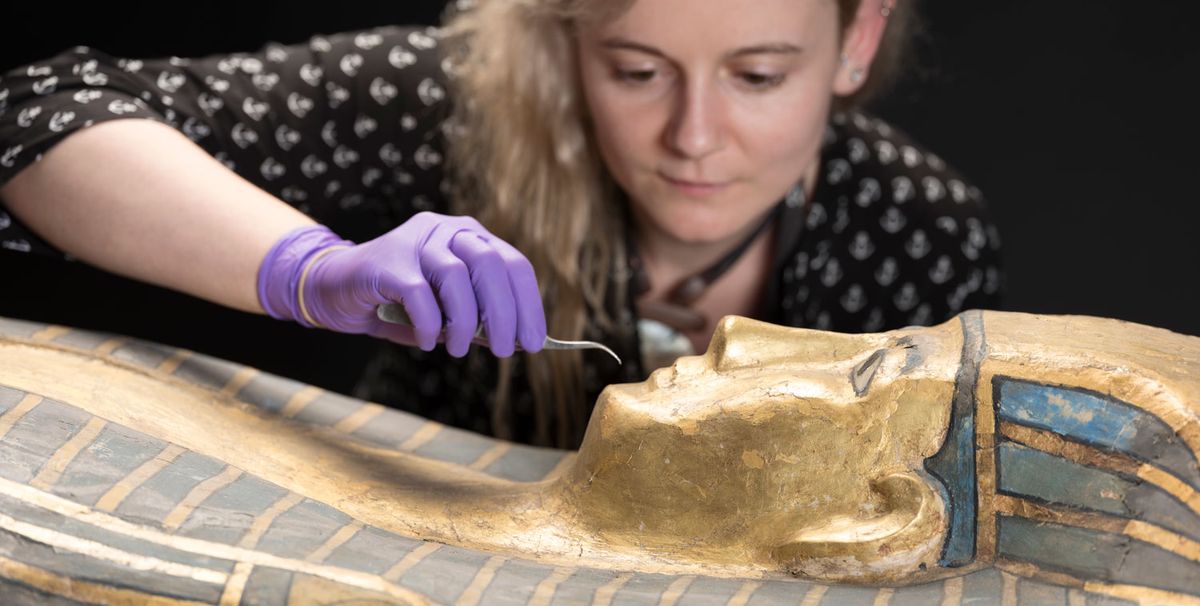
[0,119,315,313]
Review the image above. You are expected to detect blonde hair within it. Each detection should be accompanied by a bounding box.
[442,0,916,447]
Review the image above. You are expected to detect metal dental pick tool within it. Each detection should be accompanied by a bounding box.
[376,303,622,365]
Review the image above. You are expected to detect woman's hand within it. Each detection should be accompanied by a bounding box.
[258,212,546,358]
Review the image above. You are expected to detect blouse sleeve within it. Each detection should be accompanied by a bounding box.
[0,25,453,256]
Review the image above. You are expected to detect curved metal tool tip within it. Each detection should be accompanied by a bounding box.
[544,337,622,365]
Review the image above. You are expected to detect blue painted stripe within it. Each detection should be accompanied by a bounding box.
[996,378,1200,491]
[997,380,1140,450]
[922,311,984,567]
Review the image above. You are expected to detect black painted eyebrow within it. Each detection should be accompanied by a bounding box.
[599,38,804,60]
[851,349,887,397]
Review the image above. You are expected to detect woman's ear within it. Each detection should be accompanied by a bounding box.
[833,0,894,96]
[770,471,947,582]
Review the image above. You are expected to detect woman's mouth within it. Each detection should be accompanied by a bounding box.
[658,173,732,197]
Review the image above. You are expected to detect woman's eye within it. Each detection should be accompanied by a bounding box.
[739,72,786,89]
[614,68,658,84]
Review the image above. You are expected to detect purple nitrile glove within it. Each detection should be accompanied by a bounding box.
[257,212,547,358]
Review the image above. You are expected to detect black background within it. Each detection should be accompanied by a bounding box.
[2,1,1198,394]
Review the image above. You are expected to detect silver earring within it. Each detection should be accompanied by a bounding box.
[881,0,894,17]
[850,68,865,84]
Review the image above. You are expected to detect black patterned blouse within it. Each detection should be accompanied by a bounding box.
[0,26,1003,446]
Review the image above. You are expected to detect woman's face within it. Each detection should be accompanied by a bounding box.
[576,0,863,247]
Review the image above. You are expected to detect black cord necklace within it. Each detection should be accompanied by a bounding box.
[630,198,788,335]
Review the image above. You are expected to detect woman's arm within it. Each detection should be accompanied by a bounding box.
[0,118,313,312]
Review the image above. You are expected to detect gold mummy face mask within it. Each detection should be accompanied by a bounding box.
[570,316,962,580]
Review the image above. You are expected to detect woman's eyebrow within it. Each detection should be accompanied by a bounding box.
[727,43,805,58]
[598,39,804,60]
[599,38,667,58]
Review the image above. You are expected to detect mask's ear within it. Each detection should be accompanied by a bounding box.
[770,472,947,582]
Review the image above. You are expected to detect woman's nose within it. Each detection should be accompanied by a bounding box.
[662,79,725,160]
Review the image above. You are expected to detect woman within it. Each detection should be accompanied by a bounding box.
[0,0,1001,446]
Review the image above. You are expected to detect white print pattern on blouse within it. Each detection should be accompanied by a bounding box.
[900,145,923,168]
[407,30,438,50]
[379,143,403,167]
[0,211,9,230]
[17,106,42,128]
[936,216,958,236]
[840,284,867,313]
[2,240,32,253]
[875,140,898,165]
[275,125,301,151]
[826,158,851,185]
[875,257,899,287]
[363,167,383,188]
[73,89,103,104]
[891,175,914,203]
[310,36,332,53]
[280,186,308,202]
[832,203,851,234]
[239,58,264,75]
[321,121,338,147]
[905,229,931,260]
[333,146,360,169]
[41,108,72,131]
[354,32,384,51]
[805,203,827,230]
[326,82,350,109]
[880,206,906,234]
[182,117,210,141]
[413,144,442,170]
[370,78,398,105]
[928,255,955,285]
[909,303,932,326]
[354,115,378,139]
[821,258,843,287]
[389,47,417,70]
[340,53,364,77]
[231,123,258,148]
[204,76,230,92]
[926,153,946,172]
[26,65,52,77]
[107,100,138,115]
[82,70,108,86]
[417,78,445,106]
[849,231,875,261]
[252,72,280,92]
[156,71,185,93]
[949,179,969,203]
[260,157,285,181]
[923,176,946,202]
[242,98,268,121]
[864,307,885,331]
[400,114,418,131]
[299,64,323,87]
[0,145,17,168]
[300,155,328,179]
[847,138,869,164]
[32,76,58,96]
[893,282,919,312]
[855,177,881,207]
[198,92,224,116]
[324,180,341,198]
[266,46,289,64]
[984,266,1002,295]
[118,58,143,73]
[214,152,235,171]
